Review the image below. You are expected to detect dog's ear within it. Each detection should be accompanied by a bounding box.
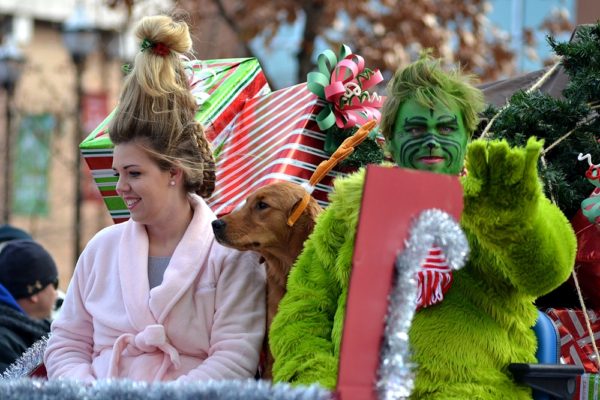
[291,196,322,233]
[298,198,322,233]
[287,195,321,257]
[288,196,306,220]
[305,198,322,221]
[289,194,322,222]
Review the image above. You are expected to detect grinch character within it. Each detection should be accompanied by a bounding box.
[269,56,576,399]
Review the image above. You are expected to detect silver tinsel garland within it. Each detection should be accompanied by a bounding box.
[1,336,48,380]
[0,378,332,400]
[376,209,469,400]
[0,336,332,399]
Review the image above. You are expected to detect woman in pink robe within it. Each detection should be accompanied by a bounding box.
[44,14,266,382]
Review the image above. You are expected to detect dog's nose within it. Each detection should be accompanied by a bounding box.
[212,219,226,233]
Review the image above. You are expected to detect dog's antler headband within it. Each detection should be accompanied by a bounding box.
[287,120,378,226]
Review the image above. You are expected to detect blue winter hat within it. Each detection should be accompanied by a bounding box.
[0,224,32,243]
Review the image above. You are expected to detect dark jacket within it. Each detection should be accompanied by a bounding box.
[0,285,50,373]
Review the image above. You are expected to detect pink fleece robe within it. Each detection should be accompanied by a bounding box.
[44,195,266,382]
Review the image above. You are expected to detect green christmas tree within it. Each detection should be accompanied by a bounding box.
[480,23,600,219]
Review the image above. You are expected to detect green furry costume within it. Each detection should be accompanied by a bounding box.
[269,138,576,399]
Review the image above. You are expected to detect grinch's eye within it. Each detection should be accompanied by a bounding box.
[405,126,426,136]
[438,125,457,134]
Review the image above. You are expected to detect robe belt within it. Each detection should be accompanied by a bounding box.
[107,324,181,377]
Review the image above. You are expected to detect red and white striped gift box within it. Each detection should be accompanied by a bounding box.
[546,308,600,373]
[207,83,356,216]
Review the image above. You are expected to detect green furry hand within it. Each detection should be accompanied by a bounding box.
[462,137,544,231]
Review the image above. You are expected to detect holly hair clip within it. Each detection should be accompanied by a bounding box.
[140,38,171,57]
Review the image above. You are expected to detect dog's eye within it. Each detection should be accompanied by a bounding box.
[256,201,269,210]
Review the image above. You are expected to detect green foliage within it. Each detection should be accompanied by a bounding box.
[550,24,600,104]
[480,23,600,218]
[322,125,385,169]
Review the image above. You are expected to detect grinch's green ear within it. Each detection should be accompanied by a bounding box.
[385,135,399,165]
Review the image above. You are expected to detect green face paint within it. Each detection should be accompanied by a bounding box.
[389,99,468,175]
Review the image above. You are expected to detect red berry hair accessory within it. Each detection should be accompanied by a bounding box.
[140,38,171,57]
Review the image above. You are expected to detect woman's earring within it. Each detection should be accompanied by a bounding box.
[169,181,175,186]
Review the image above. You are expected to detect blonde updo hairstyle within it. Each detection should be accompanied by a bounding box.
[108,14,215,198]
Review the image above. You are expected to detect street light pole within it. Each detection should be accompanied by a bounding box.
[3,85,15,225]
[73,59,84,265]
[62,4,99,265]
[0,39,25,224]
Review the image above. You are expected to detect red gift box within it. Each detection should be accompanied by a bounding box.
[570,194,600,310]
[207,83,347,216]
[546,308,600,373]
[207,45,386,216]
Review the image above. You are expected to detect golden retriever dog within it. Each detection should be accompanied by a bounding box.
[211,181,322,379]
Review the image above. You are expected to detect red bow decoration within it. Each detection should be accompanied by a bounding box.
[307,45,386,130]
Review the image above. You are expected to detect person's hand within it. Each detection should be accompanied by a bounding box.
[461,137,543,233]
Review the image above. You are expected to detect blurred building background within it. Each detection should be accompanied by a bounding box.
[0,0,598,287]
[0,0,130,289]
